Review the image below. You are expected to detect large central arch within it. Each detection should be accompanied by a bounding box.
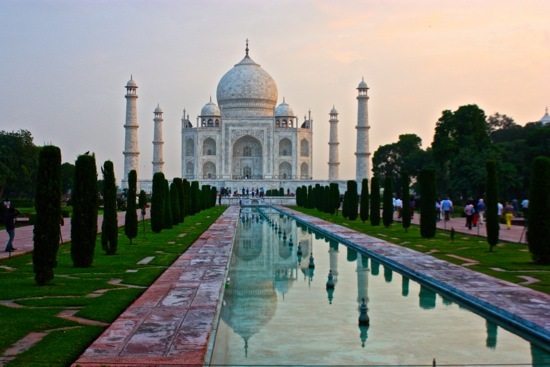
[232,135,263,179]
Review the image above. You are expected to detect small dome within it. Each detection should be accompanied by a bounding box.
[126,77,138,88]
[540,108,550,125]
[275,99,294,117]
[200,98,221,116]
[154,104,163,113]
[357,78,368,89]
[330,105,338,115]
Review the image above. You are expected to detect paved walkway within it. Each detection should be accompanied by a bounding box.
[1,209,149,260]
[73,206,240,366]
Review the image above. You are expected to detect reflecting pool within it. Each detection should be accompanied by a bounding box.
[209,208,550,366]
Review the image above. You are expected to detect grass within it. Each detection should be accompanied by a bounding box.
[0,206,226,366]
[291,207,550,295]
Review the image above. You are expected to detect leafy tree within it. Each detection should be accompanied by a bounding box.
[401,171,411,232]
[60,162,75,195]
[174,178,184,223]
[71,154,98,267]
[370,176,381,226]
[382,176,394,227]
[170,182,180,225]
[138,189,147,235]
[33,146,62,285]
[151,172,165,233]
[360,179,369,222]
[0,129,40,198]
[487,112,519,136]
[101,161,118,254]
[163,179,173,229]
[527,157,550,264]
[125,170,138,244]
[419,169,437,238]
[431,105,490,199]
[485,160,499,252]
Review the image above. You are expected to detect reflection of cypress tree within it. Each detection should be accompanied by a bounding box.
[347,247,357,262]
[485,320,498,349]
[371,260,380,276]
[401,276,409,297]
[361,255,369,268]
[441,297,453,306]
[531,343,550,367]
[383,266,393,283]
[329,239,339,251]
[419,285,436,309]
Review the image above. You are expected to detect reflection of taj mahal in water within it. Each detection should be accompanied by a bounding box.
[121,41,371,193]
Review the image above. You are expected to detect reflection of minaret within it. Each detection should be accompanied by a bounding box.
[419,285,436,310]
[122,76,139,189]
[328,106,340,180]
[152,104,164,175]
[355,78,371,182]
[328,240,339,284]
[356,253,369,309]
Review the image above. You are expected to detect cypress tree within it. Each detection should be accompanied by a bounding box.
[211,186,218,207]
[527,156,550,264]
[170,181,180,225]
[383,176,394,227]
[302,185,308,208]
[174,178,185,223]
[486,160,500,252]
[138,189,147,235]
[202,184,211,209]
[348,180,359,220]
[71,153,98,267]
[420,169,437,238]
[370,176,381,226]
[125,169,138,245]
[101,161,118,254]
[330,183,340,215]
[342,191,350,219]
[323,186,331,213]
[182,179,190,218]
[401,171,411,232]
[307,185,313,208]
[33,145,62,285]
[163,179,173,229]
[151,172,165,233]
[360,178,369,222]
[190,181,200,215]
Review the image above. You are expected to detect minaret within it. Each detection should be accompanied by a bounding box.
[152,104,164,175]
[328,106,340,180]
[355,78,371,182]
[122,76,139,189]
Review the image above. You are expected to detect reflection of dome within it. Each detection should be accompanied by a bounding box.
[201,98,221,116]
[275,99,294,117]
[216,48,278,117]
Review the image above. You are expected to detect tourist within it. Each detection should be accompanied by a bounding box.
[477,198,486,225]
[441,197,453,221]
[3,197,10,209]
[521,199,529,218]
[395,197,402,218]
[435,199,441,222]
[464,201,474,230]
[4,207,20,252]
[497,201,503,218]
[504,202,514,229]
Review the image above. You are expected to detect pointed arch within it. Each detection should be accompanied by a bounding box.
[203,137,216,156]
[300,139,309,157]
[279,138,292,156]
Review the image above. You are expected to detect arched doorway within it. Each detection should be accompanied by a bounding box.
[279,162,292,179]
[232,135,263,179]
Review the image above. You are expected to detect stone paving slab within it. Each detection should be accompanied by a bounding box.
[73,206,239,367]
[278,206,550,345]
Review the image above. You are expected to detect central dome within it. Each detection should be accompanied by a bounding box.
[216,52,278,118]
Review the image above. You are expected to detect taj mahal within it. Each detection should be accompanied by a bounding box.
[122,41,371,195]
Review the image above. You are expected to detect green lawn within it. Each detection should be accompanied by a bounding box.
[0,206,226,367]
[291,207,550,295]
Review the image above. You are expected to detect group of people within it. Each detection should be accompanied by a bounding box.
[393,197,416,219]
[3,198,20,252]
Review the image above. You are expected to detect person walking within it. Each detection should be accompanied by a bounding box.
[441,197,453,221]
[477,198,486,225]
[464,201,474,230]
[4,206,20,252]
[504,202,514,229]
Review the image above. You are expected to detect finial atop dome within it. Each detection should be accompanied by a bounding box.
[245,38,249,56]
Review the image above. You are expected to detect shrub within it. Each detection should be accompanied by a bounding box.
[33,145,62,285]
[71,153,98,267]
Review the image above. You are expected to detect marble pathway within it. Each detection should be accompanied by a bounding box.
[73,206,239,366]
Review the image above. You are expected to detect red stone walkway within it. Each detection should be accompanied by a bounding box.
[73,206,239,367]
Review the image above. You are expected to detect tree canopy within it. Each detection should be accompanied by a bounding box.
[0,129,40,198]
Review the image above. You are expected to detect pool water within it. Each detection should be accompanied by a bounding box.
[209,208,550,366]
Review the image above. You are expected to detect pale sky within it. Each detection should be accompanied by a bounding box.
[1,0,549,183]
